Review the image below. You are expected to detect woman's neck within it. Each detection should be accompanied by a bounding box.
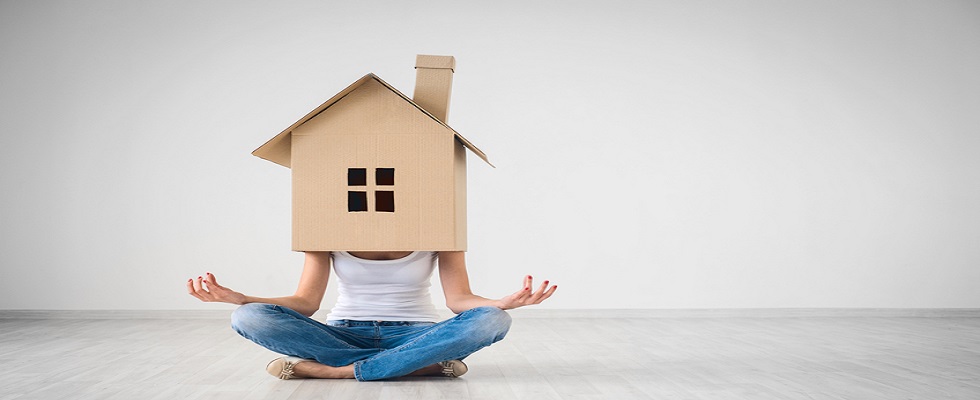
[346,251,414,261]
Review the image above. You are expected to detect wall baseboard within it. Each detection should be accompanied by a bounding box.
[0,308,977,320]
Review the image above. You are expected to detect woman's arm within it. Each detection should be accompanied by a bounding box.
[438,251,556,314]
[187,251,332,317]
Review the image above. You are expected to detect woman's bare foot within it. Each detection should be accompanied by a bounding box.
[292,360,356,379]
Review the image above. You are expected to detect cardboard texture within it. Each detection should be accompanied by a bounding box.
[252,55,489,251]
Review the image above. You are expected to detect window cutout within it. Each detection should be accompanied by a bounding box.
[348,191,368,212]
[348,168,366,186]
[376,168,395,186]
[375,191,394,212]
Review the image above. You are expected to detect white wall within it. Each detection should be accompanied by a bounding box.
[1,0,978,310]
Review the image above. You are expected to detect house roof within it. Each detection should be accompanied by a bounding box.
[251,73,492,168]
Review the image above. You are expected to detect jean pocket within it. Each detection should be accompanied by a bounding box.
[381,324,434,339]
[402,321,436,326]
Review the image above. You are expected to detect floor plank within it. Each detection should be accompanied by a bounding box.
[0,314,978,399]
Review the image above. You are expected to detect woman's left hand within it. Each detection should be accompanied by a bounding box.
[496,275,557,310]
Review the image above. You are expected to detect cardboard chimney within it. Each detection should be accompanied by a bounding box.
[252,55,491,251]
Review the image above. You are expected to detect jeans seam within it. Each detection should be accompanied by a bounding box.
[353,360,365,381]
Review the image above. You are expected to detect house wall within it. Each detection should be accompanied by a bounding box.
[453,141,468,251]
[0,1,978,310]
[290,78,462,251]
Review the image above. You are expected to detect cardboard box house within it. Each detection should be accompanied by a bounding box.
[252,55,491,251]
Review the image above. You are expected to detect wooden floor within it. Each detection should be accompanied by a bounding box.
[1,312,978,399]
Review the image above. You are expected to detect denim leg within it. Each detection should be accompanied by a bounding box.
[354,306,512,381]
[230,303,378,367]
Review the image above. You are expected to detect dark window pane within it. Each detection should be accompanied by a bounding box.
[348,191,368,212]
[376,168,395,186]
[348,168,366,186]
[375,191,394,212]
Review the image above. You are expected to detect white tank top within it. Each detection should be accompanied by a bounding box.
[326,251,440,322]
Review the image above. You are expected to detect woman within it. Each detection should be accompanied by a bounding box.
[186,250,556,381]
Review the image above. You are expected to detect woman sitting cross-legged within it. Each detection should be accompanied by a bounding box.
[186,251,556,381]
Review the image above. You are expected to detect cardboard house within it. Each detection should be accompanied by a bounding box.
[251,55,491,252]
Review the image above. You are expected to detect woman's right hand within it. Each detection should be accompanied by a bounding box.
[187,272,246,305]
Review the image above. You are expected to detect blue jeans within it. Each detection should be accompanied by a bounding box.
[230,303,512,381]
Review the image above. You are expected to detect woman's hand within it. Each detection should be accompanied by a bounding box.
[496,275,557,310]
[187,272,246,305]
